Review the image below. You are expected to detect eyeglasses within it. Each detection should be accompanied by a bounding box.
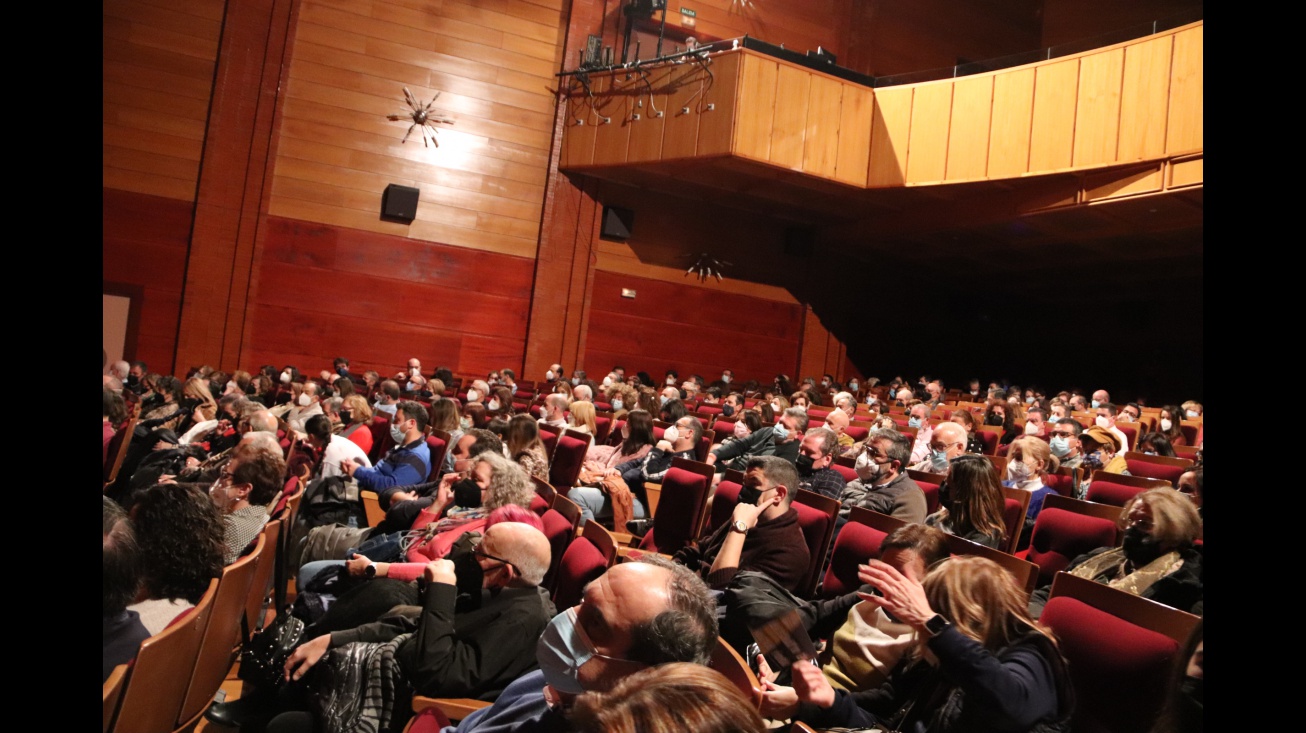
[1125,517,1154,531]
[472,544,516,572]
[1050,430,1075,438]
[929,441,963,452]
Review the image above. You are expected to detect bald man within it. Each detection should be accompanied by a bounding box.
[910,421,969,473]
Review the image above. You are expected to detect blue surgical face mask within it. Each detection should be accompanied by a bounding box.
[908,417,923,429]
[1050,436,1071,457]
[390,423,407,444]
[772,422,789,441]
[1091,400,1101,409]
[536,607,598,696]
[929,448,949,472]
[611,399,623,411]
[659,395,669,406]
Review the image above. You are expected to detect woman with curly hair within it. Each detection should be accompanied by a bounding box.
[126,482,225,634]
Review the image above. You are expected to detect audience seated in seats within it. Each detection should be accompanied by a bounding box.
[1157,405,1188,447]
[984,400,1019,446]
[343,400,431,511]
[837,429,927,529]
[434,555,718,733]
[909,421,968,474]
[796,427,847,500]
[285,380,324,435]
[567,400,598,444]
[428,398,463,473]
[372,429,504,537]
[604,382,639,419]
[572,663,767,733]
[926,454,1007,550]
[786,556,1074,733]
[571,410,657,526]
[1028,487,1203,619]
[486,385,514,420]
[1093,401,1133,452]
[1075,425,1128,497]
[248,520,557,733]
[103,496,150,682]
[758,524,952,723]
[948,409,985,455]
[104,388,128,464]
[905,402,935,465]
[506,413,551,482]
[141,374,185,431]
[304,414,371,481]
[593,414,702,528]
[211,433,285,564]
[673,455,810,593]
[396,357,426,393]
[658,394,688,423]
[1177,466,1202,518]
[1048,418,1085,470]
[1023,406,1049,437]
[127,482,225,635]
[708,406,807,477]
[1003,435,1060,529]
[714,408,762,452]
[1135,431,1177,458]
[298,451,536,589]
[462,402,490,432]
[538,393,570,432]
[823,408,855,454]
[372,379,402,418]
[338,394,374,451]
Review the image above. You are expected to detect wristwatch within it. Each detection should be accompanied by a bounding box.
[924,613,950,637]
[730,519,750,535]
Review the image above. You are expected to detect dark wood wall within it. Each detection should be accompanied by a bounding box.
[584,270,804,385]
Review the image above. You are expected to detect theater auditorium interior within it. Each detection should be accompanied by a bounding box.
[103,1,1203,731]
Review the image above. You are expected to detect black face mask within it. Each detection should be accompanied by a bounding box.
[339,410,352,424]
[1121,526,1164,566]
[984,414,1004,426]
[721,404,735,417]
[736,484,763,507]
[454,479,483,508]
[336,366,349,376]
[126,374,140,387]
[795,454,816,476]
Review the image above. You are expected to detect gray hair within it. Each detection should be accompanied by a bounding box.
[869,428,912,468]
[805,427,838,457]
[782,407,810,433]
[476,451,535,511]
[240,430,282,456]
[573,384,593,402]
[627,555,719,666]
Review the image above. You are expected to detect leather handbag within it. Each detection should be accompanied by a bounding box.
[238,610,306,690]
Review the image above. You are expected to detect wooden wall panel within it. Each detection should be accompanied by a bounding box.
[102,189,194,375]
[625,66,672,164]
[834,83,873,187]
[269,0,565,257]
[986,68,1035,178]
[906,83,952,184]
[734,55,779,162]
[243,216,535,378]
[1072,48,1124,168]
[1117,35,1172,162]
[696,50,741,157]
[770,64,812,171]
[1028,59,1080,172]
[945,75,993,181]
[803,76,843,179]
[103,0,224,202]
[1166,25,1202,154]
[867,86,913,187]
[592,74,633,165]
[661,64,706,161]
[584,271,803,384]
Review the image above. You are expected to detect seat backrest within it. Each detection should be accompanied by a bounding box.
[1085,479,1148,507]
[792,489,839,599]
[1041,572,1200,733]
[708,473,744,535]
[367,414,393,463]
[847,506,909,536]
[104,414,139,485]
[1116,422,1139,451]
[943,533,1038,596]
[1044,467,1079,497]
[639,459,714,555]
[1025,507,1119,587]
[552,532,613,609]
[539,428,559,462]
[905,470,944,515]
[844,424,870,442]
[708,637,764,711]
[1000,485,1032,554]
[178,534,265,726]
[531,475,558,511]
[710,417,736,437]
[974,428,1000,455]
[425,429,451,482]
[549,434,590,494]
[104,663,130,733]
[541,506,579,593]
[1122,452,1193,487]
[820,520,889,599]
[828,461,858,484]
[1178,420,1200,445]
[113,577,217,733]
[361,490,385,527]
[593,413,613,444]
[243,517,282,636]
[695,429,715,463]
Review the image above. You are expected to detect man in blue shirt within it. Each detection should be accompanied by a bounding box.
[343,400,430,510]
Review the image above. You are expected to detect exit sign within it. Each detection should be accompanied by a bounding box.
[680,7,696,16]
[680,6,696,26]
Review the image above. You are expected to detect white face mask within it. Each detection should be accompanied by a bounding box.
[1007,460,1033,482]
[1024,421,1040,435]
[849,382,858,391]
[1095,415,1111,429]
[460,417,473,430]
[298,393,311,407]
[487,399,500,411]
[466,389,479,402]
[854,450,881,482]
[280,371,292,384]
[770,402,780,412]
[1185,410,1199,419]
[662,425,680,444]
[1160,418,1173,432]
[410,366,420,376]
[571,377,579,386]
[733,421,751,439]
[721,374,731,383]
[602,376,613,388]
[666,377,677,386]
[611,399,623,411]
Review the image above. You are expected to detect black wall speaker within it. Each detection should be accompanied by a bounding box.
[601,206,634,240]
[382,184,420,222]
[784,227,814,257]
